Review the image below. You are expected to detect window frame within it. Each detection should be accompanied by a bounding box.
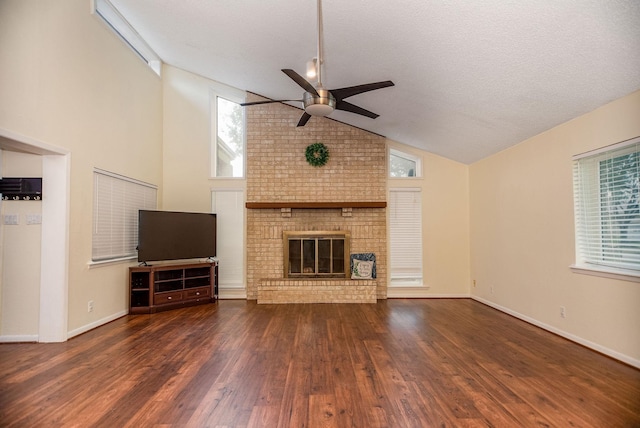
[389,148,422,178]
[210,87,247,179]
[571,136,640,282]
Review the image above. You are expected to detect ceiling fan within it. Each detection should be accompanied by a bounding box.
[240,0,394,127]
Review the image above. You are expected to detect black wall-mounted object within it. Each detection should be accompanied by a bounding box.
[0,177,43,200]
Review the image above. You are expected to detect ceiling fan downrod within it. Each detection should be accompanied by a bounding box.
[303,0,335,117]
[315,0,323,88]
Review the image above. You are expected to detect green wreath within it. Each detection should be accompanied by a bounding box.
[305,142,330,167]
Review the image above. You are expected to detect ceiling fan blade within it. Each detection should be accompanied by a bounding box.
[282,69,319,97]
[335,100,379,119]
[240,99,302,107]
[297,112,312,127]
[330,81,394,101]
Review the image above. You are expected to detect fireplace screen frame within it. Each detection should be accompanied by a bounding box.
[283,231,351,278]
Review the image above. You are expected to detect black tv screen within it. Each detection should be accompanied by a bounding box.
[137,210,216,263]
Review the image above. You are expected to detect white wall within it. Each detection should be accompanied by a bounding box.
[0,0,163,338]
[470,90,640,367]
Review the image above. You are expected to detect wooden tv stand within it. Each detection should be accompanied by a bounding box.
[129,261,218,314]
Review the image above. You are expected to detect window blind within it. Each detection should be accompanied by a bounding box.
[573,137,640,273]
[92,170,157,261]
[389,188,423,285]
[212,190,245,288]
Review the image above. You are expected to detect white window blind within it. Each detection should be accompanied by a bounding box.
[573,137,640,274]
[92,170,157,262]
[212,189,245,289]
[389,188,423,286]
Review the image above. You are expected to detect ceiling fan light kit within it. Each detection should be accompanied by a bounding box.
[240,0,394,127]
[303,90,335,117]
[306,58,318,79]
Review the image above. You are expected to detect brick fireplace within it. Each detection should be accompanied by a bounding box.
[245,93,387,303]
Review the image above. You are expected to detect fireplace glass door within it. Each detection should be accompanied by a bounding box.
[284,231,350,278]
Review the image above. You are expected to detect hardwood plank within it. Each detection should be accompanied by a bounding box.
[1,299,639,427]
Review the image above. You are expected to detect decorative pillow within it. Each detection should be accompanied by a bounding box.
[350,253,376,278]
[351,259,373,279]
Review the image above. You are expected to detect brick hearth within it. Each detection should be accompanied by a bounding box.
[257,279,377,304]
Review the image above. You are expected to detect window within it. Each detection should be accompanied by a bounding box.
[212,190,245,290]
[92,170,157,262]
[573,137,640,277]
[389,188,423,286]
[214,96,245,178]
[93,0,162,75]
[390,148,421,177]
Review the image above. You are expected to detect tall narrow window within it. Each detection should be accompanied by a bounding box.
[215,97,245,177]
[389,188,423,286]
[92,170,157,262]
[212,190,245,290]
[573,137,640,276]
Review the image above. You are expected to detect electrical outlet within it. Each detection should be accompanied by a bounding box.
[473,279,477,287]
[490,286,494,294]
[88,300,94,313]
[560,306,566,318]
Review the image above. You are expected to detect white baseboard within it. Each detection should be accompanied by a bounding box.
[219,288,247,299]
[0,334,39,343]
[387,286,469,298]
[472,296,640,369]
[67,310,128,340]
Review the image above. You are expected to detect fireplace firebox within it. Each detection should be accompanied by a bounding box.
[283,231,351,278]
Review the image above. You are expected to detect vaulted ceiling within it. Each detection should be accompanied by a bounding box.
[110,0,640,164]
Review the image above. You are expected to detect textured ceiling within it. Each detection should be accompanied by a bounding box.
[110,0,640,164]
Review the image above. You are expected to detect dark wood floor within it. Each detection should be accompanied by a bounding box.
[1,299,639,427]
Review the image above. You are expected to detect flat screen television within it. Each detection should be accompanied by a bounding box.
[137,210,216,263]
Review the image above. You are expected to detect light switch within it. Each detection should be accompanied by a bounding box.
[3,214,19,225]
[26,214,42,225]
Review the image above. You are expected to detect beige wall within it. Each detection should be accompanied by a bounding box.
[470,90,640,365]
[0,0,163,337]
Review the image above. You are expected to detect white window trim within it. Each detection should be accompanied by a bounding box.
[571,136,640,282]
[570,264,640,282]
[209,85,247,179]
[92,0,162,76]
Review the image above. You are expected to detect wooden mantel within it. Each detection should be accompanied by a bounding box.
[245,202,386,209]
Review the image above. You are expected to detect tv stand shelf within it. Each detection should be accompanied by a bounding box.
[129,261,218,314]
